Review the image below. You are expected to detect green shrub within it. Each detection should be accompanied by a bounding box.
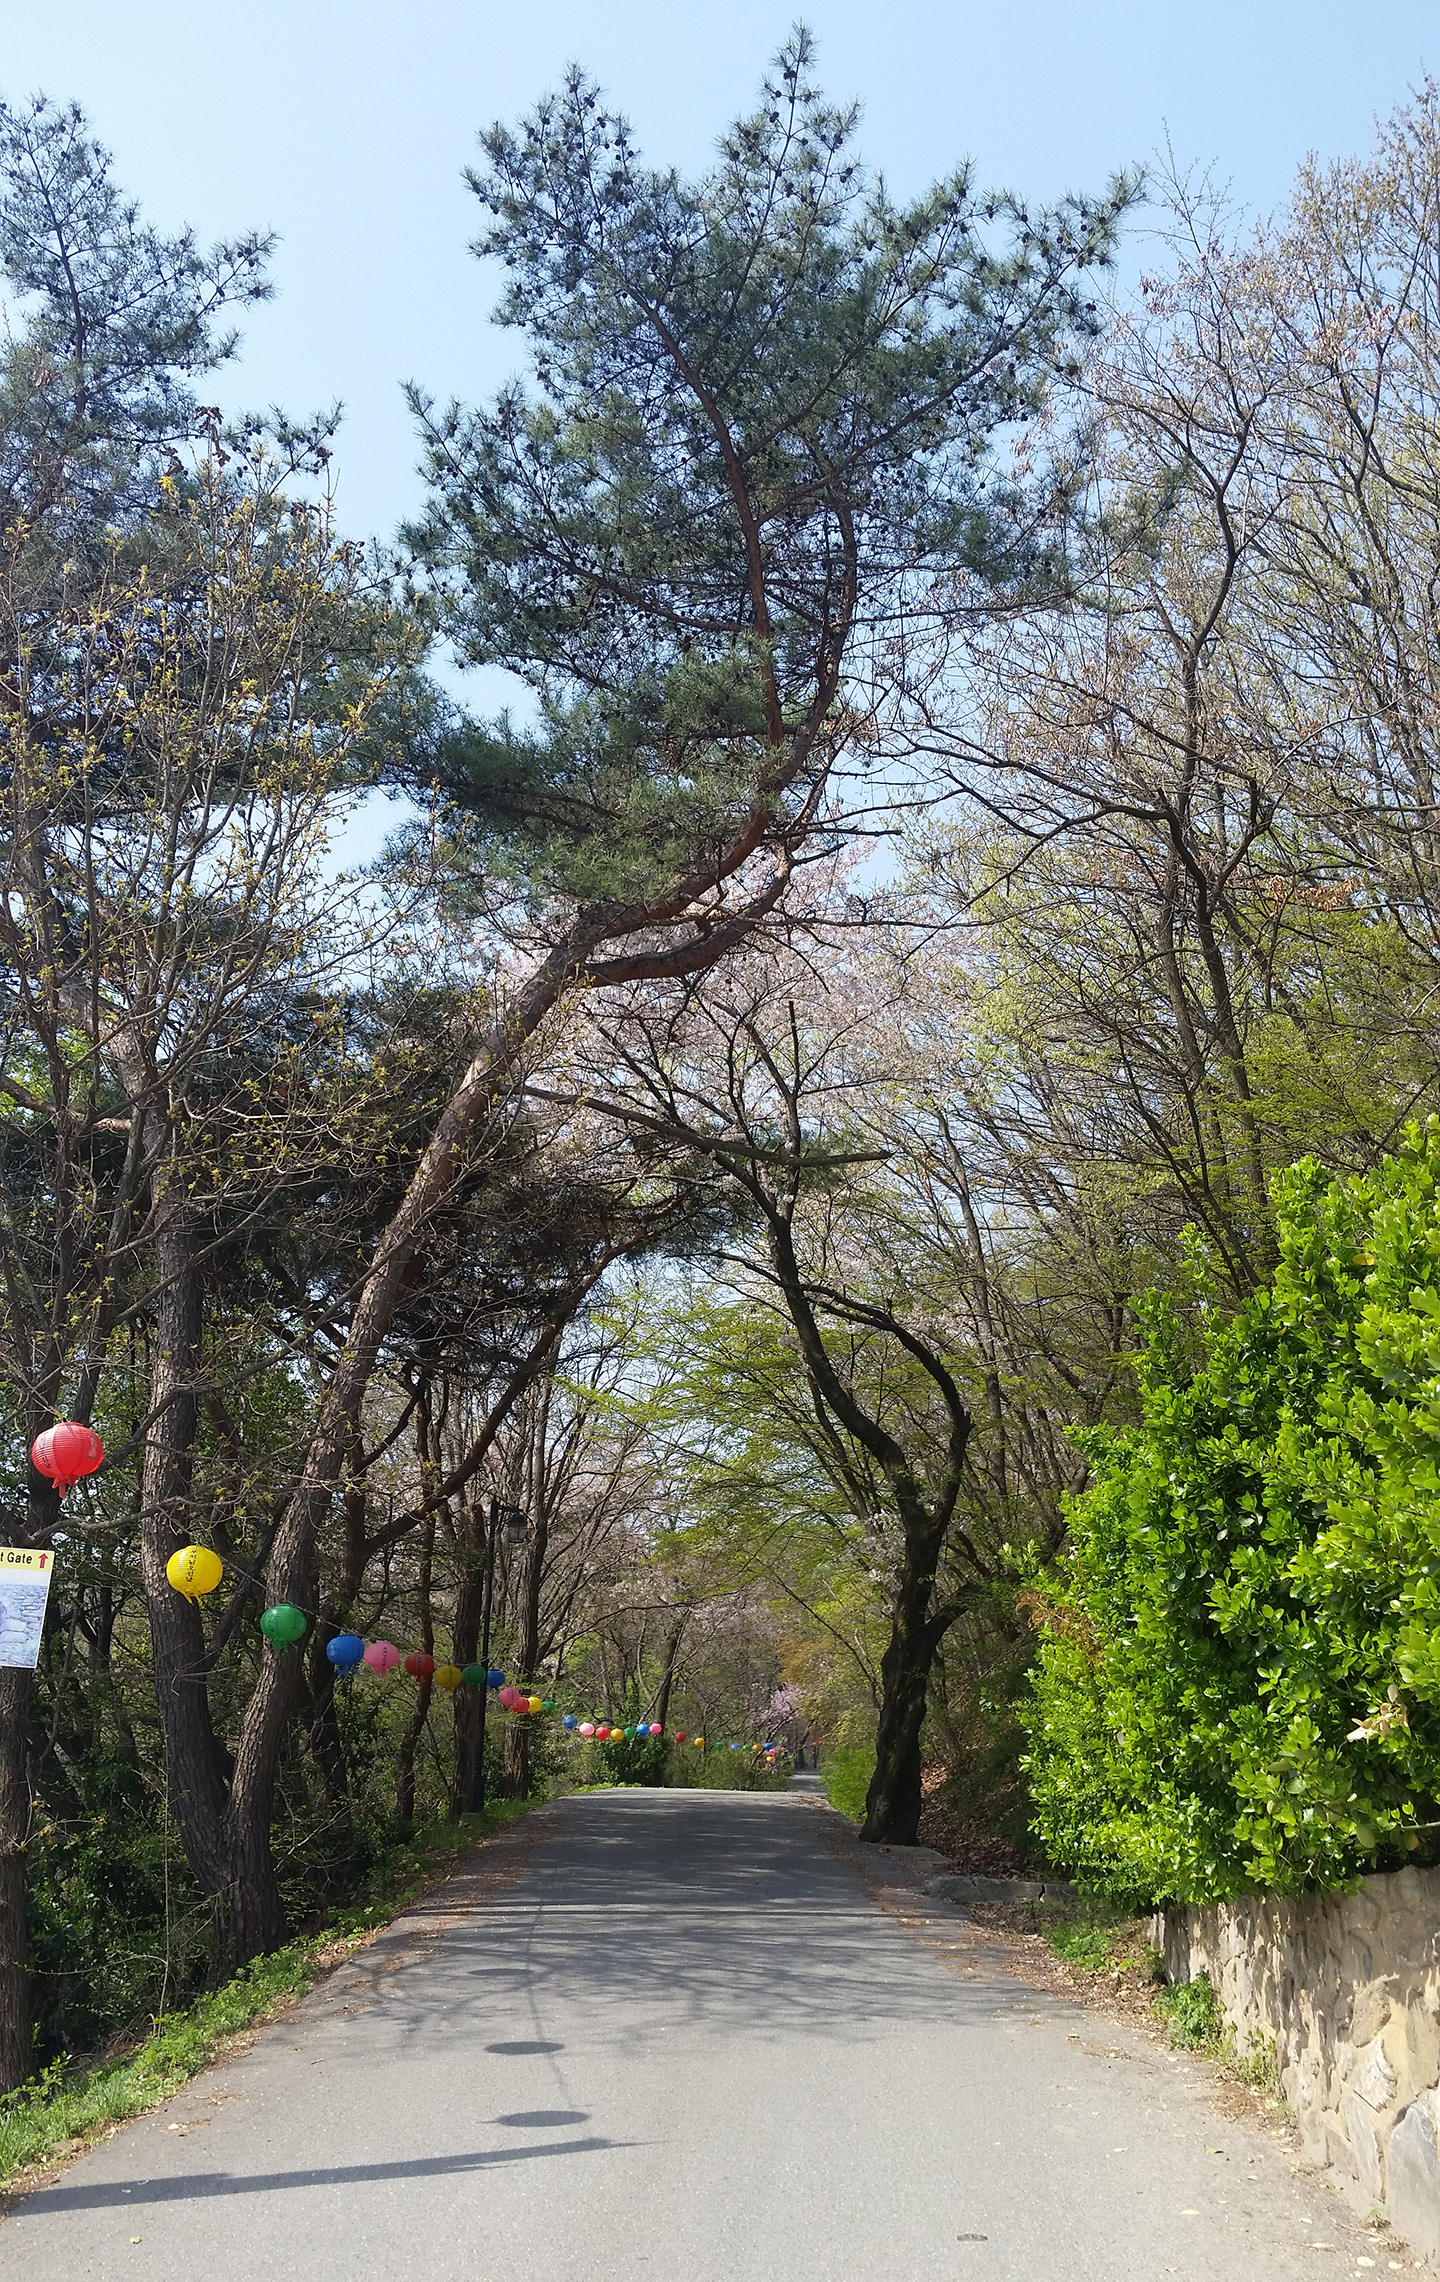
[1155,1972,1224,2050]
[27,1797,211,2060]
[822,1746,875,1823]
[1021,1124,1440,1905]
[595,1732,670,1786]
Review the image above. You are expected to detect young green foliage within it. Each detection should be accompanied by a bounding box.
[1023,1122,1440,1903]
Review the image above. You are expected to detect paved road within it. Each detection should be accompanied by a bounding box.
[4,1790,1383,2280]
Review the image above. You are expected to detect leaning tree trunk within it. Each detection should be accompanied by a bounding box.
[861,1512,950,1847]
[222,870,791,1958]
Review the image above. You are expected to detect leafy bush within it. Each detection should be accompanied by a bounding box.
[822,1746,875,1823]
[1023,1125,1440,1904]
[594,1732,670,1787]
[27,1799,211,2059]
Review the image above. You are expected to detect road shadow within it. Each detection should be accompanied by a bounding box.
[24,2135,630,2214]
[333,1790,1067,2060]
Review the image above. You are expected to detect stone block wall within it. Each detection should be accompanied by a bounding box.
[1161,1868,1440,2257]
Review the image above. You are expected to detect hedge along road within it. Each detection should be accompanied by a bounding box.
[1,1789,1381,2280]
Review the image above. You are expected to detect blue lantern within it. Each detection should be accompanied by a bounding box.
[326,1632,364,1670]
[562,1712,578,1730]
[487,1669,505,1689]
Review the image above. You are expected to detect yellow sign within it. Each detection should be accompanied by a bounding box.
[0,1546,55,1667]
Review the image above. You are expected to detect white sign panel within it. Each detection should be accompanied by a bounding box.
[0,1547,55,1669]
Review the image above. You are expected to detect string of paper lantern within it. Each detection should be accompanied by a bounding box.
[159,1537,785,1756]
[33,1442,786,1759]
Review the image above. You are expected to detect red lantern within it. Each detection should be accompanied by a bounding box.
[675,1731,687,1744]
[403,1652,436,1680]
[596,1724,611,1739]
[31,1420,104,1498]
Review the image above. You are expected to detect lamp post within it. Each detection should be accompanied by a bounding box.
[467,1496,527,1815]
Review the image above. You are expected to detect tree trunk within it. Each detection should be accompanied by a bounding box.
[500,1718,530,1801]
[136,1203,235,1937]
[395,1516,435,1828]
[861,1517,949,1846]
[448,1502,486,1819]
[654,1614,686,1731]
[0,1669,33,2091]
[304,1631,351,1812]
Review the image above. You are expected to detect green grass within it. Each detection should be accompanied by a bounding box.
[1040,1905,1160,1977]
[1154,1970,1224,2050]
[0,1799,535,2188]
[1049,1919,1123,1972]
[821,1747,875,1823]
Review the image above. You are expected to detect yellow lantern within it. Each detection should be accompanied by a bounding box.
[434,1664,463,1692]
[694,1736,705,1749]
[527,1694,542,1714]
[166,1544,223,1601]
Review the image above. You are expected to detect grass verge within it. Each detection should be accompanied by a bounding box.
[1038,1916,1283,2095]
[821,1747,875,1823]
[0,1799,536,2190]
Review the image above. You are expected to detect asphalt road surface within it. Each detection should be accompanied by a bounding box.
[4,1788,1385,2280]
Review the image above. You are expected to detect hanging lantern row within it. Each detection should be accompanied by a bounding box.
[161,1543,783,1754]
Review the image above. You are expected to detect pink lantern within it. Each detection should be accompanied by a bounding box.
[363,1640,400,1674]
[648,1723,662,1736]
[579,1722,595,1738]
[498,1685,518,1709]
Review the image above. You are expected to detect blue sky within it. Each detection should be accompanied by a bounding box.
[5,1,1436,550]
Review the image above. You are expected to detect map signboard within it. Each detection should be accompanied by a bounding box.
[0,1548,55,1669]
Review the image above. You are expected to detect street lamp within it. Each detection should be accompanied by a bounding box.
[467,1496,526,1816]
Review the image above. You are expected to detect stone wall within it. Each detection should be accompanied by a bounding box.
[1161,1868,1440,2257]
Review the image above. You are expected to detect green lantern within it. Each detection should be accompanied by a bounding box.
[541,1698,555,1711]
[461,1662,485,1687]
[259,1602,307,1648]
